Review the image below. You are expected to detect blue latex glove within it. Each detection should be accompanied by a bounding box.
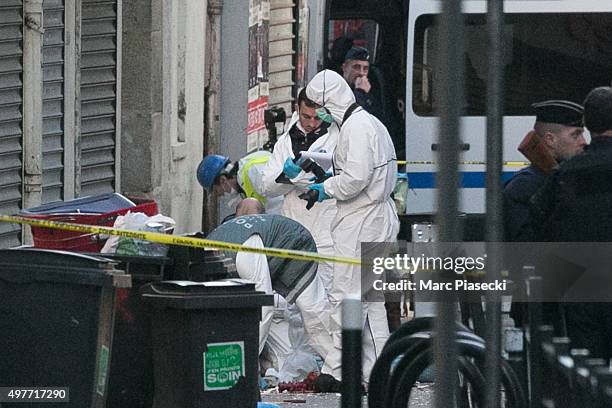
[283,157,302,179]
[308,183,330,202]
[309,171,333,182]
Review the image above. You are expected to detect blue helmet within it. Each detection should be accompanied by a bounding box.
[197,155,230,190]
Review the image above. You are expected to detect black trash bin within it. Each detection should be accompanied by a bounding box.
[0,249,130,408]
[166,235,237,281]
[102,254,171,408]
[141,279,273,408]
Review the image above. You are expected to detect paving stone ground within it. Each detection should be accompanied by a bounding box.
[262,383,434,407]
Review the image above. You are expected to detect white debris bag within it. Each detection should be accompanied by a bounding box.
[101,212,175,256]
[277,303,321,382]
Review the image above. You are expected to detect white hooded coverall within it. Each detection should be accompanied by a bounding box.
[229,231,335,370]
[306,70,400,383]
[259,112,340,290]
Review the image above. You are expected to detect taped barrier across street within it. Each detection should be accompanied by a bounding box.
[397,160,528,166]
[0,215,361,266]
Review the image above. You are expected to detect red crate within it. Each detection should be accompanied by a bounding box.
[24,198,159,252]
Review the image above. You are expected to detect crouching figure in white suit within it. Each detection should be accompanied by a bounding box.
[206,213,338,375]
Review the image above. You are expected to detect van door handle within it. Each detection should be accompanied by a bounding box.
[431,143,471,151]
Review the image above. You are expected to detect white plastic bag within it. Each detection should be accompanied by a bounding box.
[277,304,321,382]
[101,212,175,256]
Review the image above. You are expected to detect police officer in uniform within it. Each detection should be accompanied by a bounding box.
[503,100,586,241]
[531,87,612,359]
[503,100,586,329]
[340,47,386,128]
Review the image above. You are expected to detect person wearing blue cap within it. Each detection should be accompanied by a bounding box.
[197,152,283,215]
[503,100,586,242]
[341,46,386,126]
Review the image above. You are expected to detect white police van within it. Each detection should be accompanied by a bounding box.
[307,0,612,234]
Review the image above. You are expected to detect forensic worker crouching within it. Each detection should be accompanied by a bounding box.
[206,213,338,383]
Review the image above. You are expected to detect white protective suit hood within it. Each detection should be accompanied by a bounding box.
[306,70,356,125]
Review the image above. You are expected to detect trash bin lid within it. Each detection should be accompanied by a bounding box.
[20,192,135,215]
[0,248,130,287]
[94,253,171,282]
[141,279,274,309]
[143,279,256,295]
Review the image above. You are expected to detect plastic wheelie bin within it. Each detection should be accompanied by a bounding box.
[103,254,171,408]
[141,279,273,408]
[166,235,238,281]
[0,248,130,408]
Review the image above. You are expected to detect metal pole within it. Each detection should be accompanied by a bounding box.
[484,0,504,407]
[114,0,123,193]
[341,296,362,408]
[203,0,223,232]
[434,0,464,406]
[23,0,44,243]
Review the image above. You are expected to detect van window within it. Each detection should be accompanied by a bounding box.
[412,13,612,116]
[328,19,380,65]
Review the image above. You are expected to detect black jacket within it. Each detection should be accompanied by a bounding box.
[353,88,387,127]
[288,122,328,158]
[503,165,547,241]
[531,137,612,242]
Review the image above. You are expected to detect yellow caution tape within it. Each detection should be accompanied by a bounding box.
[397,160,528,167]
[0,215,361,266]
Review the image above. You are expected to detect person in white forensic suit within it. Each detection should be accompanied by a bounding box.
[259,88,340,291]
[197,151,283,215]
[206,213,336,374]
[305,69,400,384]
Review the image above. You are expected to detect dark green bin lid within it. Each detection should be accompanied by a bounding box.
[140,279,274,309]
[0,248,130,287]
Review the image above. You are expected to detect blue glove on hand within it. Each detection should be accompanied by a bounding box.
[309,171,333,182]
[308,183,330,202]
[283,158,302,179]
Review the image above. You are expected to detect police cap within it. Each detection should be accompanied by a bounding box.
[343,46,369,62]
[532,100,584,127]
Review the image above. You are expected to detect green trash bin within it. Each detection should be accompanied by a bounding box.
[0,248,130,408]
[141,279,273,408]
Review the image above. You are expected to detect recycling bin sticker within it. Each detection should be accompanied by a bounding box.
[96,345,110,396]
[203,341,246,391]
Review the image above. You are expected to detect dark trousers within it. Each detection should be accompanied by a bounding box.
[385,301,402,332]
[565,302,612,360]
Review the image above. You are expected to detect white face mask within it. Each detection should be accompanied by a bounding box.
[223,188,242,208]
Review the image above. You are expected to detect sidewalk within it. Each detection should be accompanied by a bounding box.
[262,383,434,407]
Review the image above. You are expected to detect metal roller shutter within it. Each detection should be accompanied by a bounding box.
[0,0,23,247]
[79,0,118,196]
[269,0,295,114]
[42,0,65,203]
